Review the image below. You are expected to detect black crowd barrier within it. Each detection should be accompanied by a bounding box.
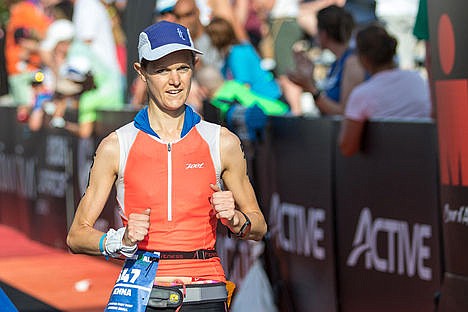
[0,107,455,311]
[0,106,75,248]
[333,120,441,312]
[263,117,443,311]
[265,117,338,312]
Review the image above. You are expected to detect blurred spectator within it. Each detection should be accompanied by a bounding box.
[288,5,366,115]
[39,19,124,138]
[102,0,127,76]
[5,0,54,109]
[265,0,347,116]
[196,64,289,179]
[297,0,346,38]
[376,0,419,69]
[72,0,122,77]
[173,0,223,69]
[233,0,265,52]
[266,0,305,115]
[206,16,283,102]
[27,68,84,132]
[339,24,431,156]
[39,18,75,86]
[198,0,250,41]
[35,41,117,194]
[24,18,74,127]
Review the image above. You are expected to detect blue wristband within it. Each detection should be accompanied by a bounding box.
[99,233,107,259]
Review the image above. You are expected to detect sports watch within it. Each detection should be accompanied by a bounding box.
[235,210,251,239]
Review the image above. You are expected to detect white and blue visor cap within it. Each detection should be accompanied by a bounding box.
[138,21,203,62]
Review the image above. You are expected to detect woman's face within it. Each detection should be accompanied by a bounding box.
[135,50,195,113]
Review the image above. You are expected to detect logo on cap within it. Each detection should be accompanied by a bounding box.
[177,28,186,41]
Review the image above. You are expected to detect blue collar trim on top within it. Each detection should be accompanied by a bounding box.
[133,105,201,139]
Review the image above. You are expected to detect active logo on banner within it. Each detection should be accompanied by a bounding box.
[346,208,432,281]
[269,193,326,260]
[105,251,160,312]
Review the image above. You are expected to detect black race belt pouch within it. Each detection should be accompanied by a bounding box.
[147,285,183,309]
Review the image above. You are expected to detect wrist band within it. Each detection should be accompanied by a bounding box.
[99,233,106,254]
[99,233,109,260]
[236,210,251,239]
[105,227,138,258]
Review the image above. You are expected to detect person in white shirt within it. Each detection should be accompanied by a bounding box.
[72,0,121,75]
[339,24,431,156]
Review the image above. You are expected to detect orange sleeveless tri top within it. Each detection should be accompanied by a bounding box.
[115,120,225,281]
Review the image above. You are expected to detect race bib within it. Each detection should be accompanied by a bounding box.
[105,251,160,312]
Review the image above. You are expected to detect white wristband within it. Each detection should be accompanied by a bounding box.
[104,227,138,258]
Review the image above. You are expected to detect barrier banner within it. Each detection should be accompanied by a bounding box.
[0,106,15,152]
[428,0,468,309]
[429,0,468,275]
[266,117,338,312]
[335,120,441,311]
[0,106,17,225]
[32,126,74,249]
[0,107,37,236]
